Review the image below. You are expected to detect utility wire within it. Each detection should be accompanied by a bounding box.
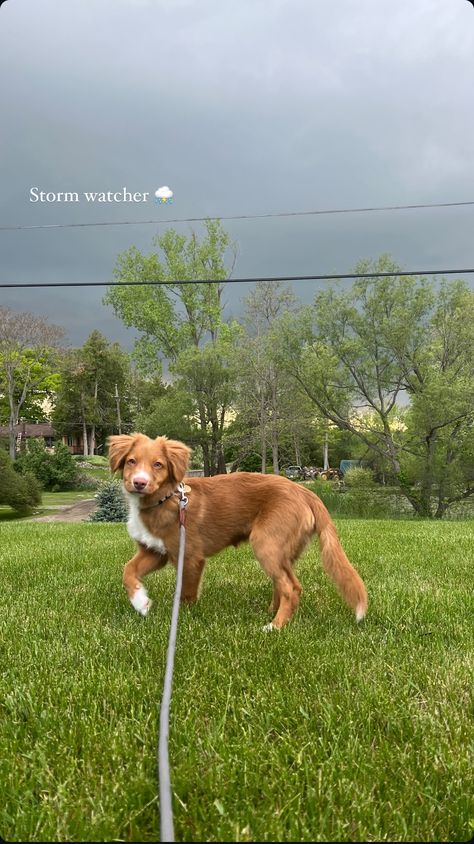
[1,267,474,289]
[1,199,474,233]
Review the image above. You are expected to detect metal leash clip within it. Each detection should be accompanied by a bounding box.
[177,482,188,526]
[177,481,188,507]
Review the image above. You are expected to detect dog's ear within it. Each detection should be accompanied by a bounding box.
[108,434,136,474]
[164,439,191,483]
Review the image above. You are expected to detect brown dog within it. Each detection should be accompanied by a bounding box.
[108,433,368,630]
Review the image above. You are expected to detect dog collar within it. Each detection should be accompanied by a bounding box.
[139,484,191,512]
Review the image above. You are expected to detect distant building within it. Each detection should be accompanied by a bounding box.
[0,423,84,454]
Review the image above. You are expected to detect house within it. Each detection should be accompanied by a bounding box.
[0,423,84,454]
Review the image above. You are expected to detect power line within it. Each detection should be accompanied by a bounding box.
[1,199,474,233]
[1,267,474,289]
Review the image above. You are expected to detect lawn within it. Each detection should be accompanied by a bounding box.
[39,491,97,507]
[0,519,473,842]
[0,491,96,522]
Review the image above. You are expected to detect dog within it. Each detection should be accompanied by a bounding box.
[108,433,368,630]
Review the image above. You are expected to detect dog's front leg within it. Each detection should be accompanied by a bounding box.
[123,544,167,616]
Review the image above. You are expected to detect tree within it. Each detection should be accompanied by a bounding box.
[275,255,474,518]
[235,281,297,474]
[400,280,474,517]
[53,331,131,455]
[0,365,60,426]
[89,478,128,522]
[0,307,64,458]
[135,384,196,443]
[105,220,239,475]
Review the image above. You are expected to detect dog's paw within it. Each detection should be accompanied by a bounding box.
[262,622,278,633]
[131,586,152,617]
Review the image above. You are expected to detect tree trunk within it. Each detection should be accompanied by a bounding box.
[270,378,279,475]
[216,406,227,474]
[6,365,29,460]
[7,374,19,459]
[89,378,98,455]
[419,433,436,519]
[197,399,212,476]
[260,390,266,473]
[434,422,462,521]
[271,426,279,475]
[115,383,122,435]
[294,435,301,467]
[323,432,329,471]
[8,415,16,460]
[201,442,211,476]
[216,442,227,474]
[89,425,96,456]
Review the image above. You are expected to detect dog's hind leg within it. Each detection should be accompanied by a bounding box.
[288,568,303,614]
[250,529,301,630]
[268,583,280,615]
[180,557,206,604]
[123,544,167,617]
[264,570,298,631]
[268,568,302,615]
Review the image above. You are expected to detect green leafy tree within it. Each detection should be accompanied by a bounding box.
[399,281,474,517]
[53,331,131,455]
[274,255,474,518]
[232,281,298,474]
[0,307,64,458]
[136,385,196,443]
[105,220,239,475]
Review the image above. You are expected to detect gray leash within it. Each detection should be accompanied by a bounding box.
[158,482,188,842]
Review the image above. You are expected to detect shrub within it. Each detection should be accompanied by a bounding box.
[89,477,128,522]
[15,439,79,490]
[307,478,405,519]
[0,451,41,514]
[72,455,109,467]
[74,472,99,491]
[344,467,376,489]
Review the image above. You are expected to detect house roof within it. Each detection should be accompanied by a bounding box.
[0,423,56,437]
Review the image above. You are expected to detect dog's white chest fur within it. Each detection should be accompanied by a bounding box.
[125,491,167,555]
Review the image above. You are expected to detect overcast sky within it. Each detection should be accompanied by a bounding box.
[0,0,473,348]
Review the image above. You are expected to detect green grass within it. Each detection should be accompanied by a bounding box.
[79,466,109,480]
[73,455,109,467]
[39,490,96,507]
[0,520,473,842]
[0,491,95,521]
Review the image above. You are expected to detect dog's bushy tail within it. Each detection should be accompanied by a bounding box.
[309,494,368,622]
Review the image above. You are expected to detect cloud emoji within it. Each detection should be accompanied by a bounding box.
[155,186,173,199]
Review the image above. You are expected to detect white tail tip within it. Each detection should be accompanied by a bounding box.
[355,604,366,623]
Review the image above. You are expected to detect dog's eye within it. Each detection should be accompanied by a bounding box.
[153,461,162,469]
[127,457,136,465]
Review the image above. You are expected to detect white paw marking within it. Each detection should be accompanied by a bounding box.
[131,586,152,616]
[125,490,167,555]
[262,622,277,632]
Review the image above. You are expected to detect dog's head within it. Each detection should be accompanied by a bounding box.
[107,433,191,496]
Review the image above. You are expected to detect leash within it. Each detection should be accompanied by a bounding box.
[158,481,188,843]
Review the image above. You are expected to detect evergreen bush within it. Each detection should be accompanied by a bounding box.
[89,477,128,522]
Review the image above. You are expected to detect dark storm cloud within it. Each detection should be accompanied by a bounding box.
[0,0,473,347]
